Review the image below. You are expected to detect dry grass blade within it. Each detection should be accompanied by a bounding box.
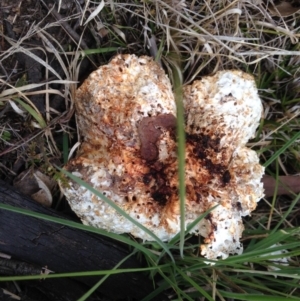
[83,0,105,26]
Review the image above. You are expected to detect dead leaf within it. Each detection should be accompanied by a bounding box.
[13,169,56,206]
[267,0,300,17]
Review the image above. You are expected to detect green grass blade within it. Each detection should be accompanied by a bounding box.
[13,97,46,128]
[226,269,300,280]
[157,267,195,301]
[270,193,300,233]
[168,205,218,246]
[141,281,170,301]
[172,62,186,259]
[82,47,120,55]
[77,251,136,301]
[0,264,171,282]
[263,131,300,168]
[175,266,215,301]
[219,291,300,301]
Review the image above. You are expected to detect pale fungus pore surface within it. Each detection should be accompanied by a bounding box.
[62,54,265,260]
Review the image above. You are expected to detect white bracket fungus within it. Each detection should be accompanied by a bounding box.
[61,54,265,260]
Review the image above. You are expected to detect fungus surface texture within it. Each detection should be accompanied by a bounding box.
[62,54,264,260]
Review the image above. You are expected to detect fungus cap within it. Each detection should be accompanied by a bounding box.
[61,54,264,260]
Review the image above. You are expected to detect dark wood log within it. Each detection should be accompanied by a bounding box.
[0,180,168,301]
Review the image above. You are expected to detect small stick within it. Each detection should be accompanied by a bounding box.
[263,175,300,197]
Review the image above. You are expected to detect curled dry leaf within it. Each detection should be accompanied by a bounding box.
[267,0,300,17]
[14,169,56,207]
[61,54,265,260]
